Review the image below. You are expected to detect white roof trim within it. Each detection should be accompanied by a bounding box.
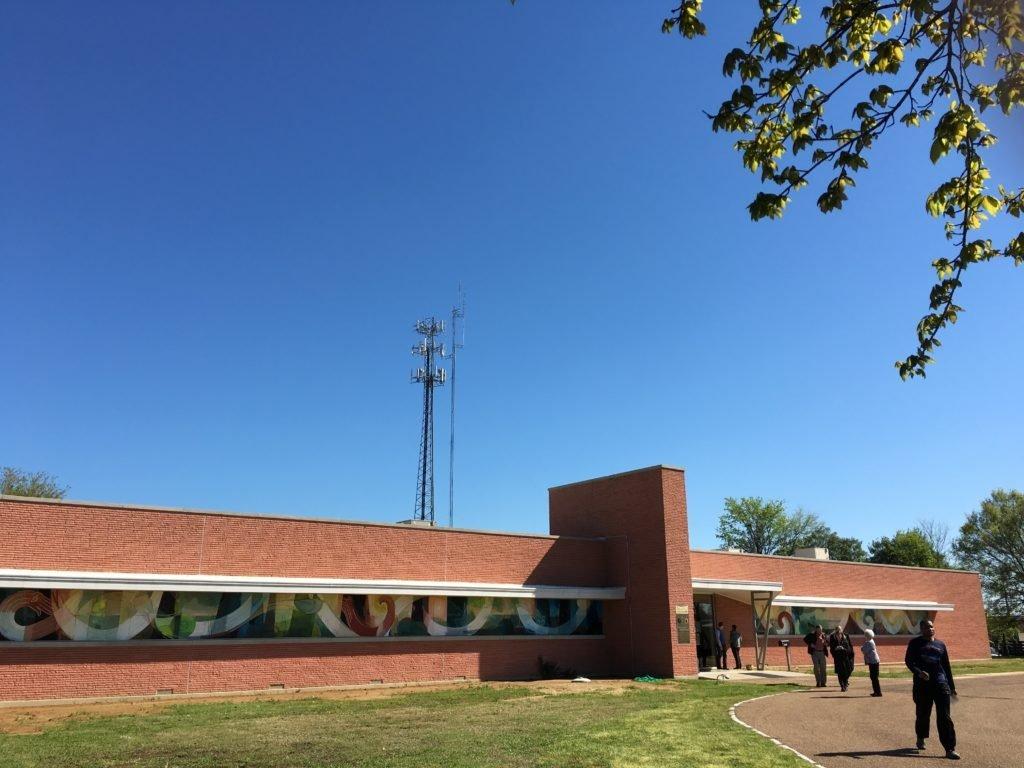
[692,578,783,593]
[0,569,624,601]
[774,595,955,612]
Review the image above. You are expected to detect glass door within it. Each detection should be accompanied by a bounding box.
[694,595,715,671]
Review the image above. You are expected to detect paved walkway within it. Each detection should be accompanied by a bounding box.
[736,674,1024,768]
[697,668,812,684]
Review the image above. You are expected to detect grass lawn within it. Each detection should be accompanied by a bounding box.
[785,656,1024,678]
[0,680,809,768]
[859,656,1024,678]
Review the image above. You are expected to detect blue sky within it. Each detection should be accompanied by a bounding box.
[2,1,1021,551]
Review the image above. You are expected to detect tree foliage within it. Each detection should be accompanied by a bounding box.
[953,489,1024,613]
[817,530,868,561]
[664,0,1024,377]
[916,517,951,557]
[717,497,868,559]
[868,528,949,567]
[0,467,67,499]
[717,496,832,553]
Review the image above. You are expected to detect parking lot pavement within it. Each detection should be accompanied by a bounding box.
[736,673,1024,768]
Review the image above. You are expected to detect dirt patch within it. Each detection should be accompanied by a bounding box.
[0,678,641,735]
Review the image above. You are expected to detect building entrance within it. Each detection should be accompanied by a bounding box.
[694,595,715,671]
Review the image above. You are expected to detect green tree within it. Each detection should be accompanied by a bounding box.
[0,467,67,499]
[868,528,949,567]
[717,496,831,554]
[953,489,1024,613]
[819,531,868,562]
[663,1,1024,377]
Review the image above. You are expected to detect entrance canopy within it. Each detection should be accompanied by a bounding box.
[691,578,782,603]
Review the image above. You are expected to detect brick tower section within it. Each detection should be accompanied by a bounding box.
[548,466,697,678]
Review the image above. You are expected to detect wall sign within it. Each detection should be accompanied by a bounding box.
[675,605,690,644]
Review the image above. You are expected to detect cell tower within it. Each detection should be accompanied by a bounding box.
[411,318,446,523]
[447,287,466,528]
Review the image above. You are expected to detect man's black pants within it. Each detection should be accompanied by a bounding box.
[731,647,742,669]
[868,663,881,695]
[914,683,956,750]
[715,647,727,669]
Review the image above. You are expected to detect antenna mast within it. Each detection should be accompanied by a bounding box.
[411,318,446,524]
[448,287,465,528]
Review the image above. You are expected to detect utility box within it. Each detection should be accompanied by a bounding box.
[793,547,830,560]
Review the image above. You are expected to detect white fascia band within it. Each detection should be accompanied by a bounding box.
[691,578,784,593]
[774,594,955,611]
[0,569,625,601]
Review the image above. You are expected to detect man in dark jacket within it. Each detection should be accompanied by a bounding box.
[729,624,743,669]
[714,622,727,669]
[905,619,960,760]
[803,624,829,687]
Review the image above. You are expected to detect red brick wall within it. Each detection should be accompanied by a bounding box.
[0,639,609,701]
[0,498,607,586]
[690,550,990,667]
[0,497,612,701]
[548,466,697,678]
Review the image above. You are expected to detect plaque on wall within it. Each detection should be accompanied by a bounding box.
[675,605,690,644]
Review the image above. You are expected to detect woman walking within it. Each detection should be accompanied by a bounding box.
[861,628,882,696]
[829,625,855,692]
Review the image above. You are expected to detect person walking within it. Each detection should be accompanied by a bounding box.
[803,624,829,687]
[829,625,855,692]
[729,624,743,669]
[905,619,960,760]
[861,628,882,697]
[714,622,727,669]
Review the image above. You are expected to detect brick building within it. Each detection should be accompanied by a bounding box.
[0,466,989,702]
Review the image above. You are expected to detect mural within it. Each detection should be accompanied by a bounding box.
[757,605,930,637]
[0,589,602,642]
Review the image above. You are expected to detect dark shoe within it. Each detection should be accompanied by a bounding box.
[945,750,961,760]
[917,740,926,750]
[870,692,882,697]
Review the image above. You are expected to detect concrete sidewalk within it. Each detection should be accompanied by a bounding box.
[697,668,812,684]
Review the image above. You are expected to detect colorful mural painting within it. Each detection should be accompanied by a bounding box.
[758,605,929,637]
[0,589,603,642]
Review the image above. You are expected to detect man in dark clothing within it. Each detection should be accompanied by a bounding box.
[714,622,727,669]
[905,619,960,760]
[803,624,829,687]
[829,625,855,692]
[729,624,743,669]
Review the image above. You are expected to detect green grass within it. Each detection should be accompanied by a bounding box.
[858,656,1024,678]
[786,655,1024,679]
[0,681,809,768]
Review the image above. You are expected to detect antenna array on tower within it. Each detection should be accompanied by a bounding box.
[411,318,446,524]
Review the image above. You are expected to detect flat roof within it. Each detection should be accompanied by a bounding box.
[0,494,601,543]
[690,548,979,575]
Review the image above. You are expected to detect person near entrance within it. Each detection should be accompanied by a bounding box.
[829,625,855,692]
[729,624,743,669]
[803,624,829,686]
[714,622,727,669]
[905,619,960,760]
[861,628,882,696]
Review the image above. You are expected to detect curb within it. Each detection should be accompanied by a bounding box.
[729,692,828,768]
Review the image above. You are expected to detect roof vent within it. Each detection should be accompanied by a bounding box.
[725,548,743,554]
[396,519,436,527]
[793,547,830,560]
